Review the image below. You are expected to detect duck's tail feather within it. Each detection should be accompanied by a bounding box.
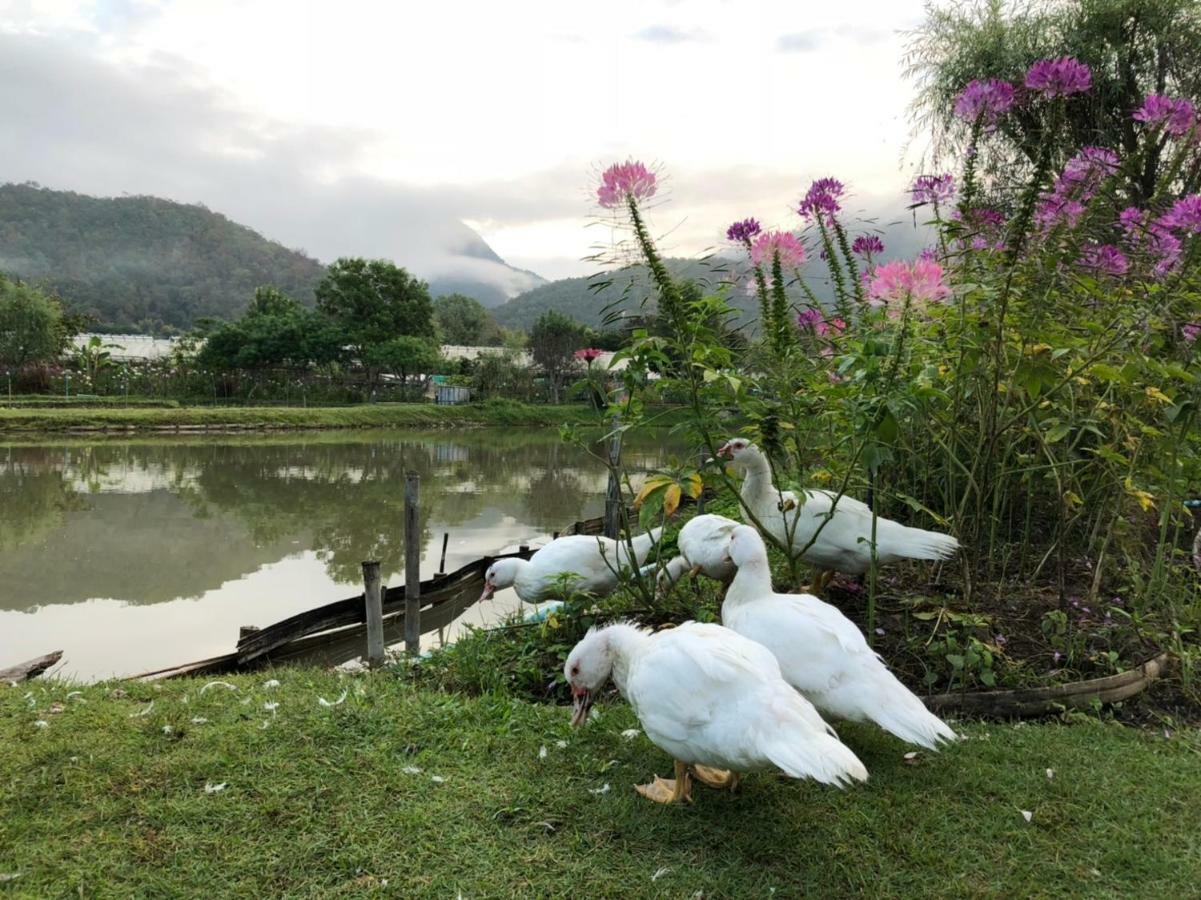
[866,671,959,750]
[761,692,868,787]
[877,521,960,563]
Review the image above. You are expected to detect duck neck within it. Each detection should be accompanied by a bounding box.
[725,557,773,609]
[602,623,650,695]
[739,452,778,511]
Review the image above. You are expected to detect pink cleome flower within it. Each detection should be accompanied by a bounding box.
[750,230,806,269]
[597,161,657,208]
[1025,57,1092,98]
[1183,323,1200,344]
[574,347,604,363]
[868,258,951,306]
[1133,94,1197,137]
[954,79,1016,126]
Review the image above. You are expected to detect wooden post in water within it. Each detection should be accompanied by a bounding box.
[604,416,622,540]
[404,473,421,655]
[436,532,449,577]
[362,560,384,668]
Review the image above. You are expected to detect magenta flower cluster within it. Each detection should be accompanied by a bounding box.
[953,78,1015,126]
[597,161,657,209]
[1025,57,1092,98]
[851,234,884,258]
[1183,323,1200,345]
[796,307,846,336]
[726,218,762,243]
[750,230,806,269]
[1133,94,1197,138]
[797,177,845,225]
[1159,194,1201,234]
[1119,195,1201,275]
[1078,244,1130,277]
[1035,146,1119,230]
[574,347,604,362]
[867,258,951,306]
[910,174,956,206]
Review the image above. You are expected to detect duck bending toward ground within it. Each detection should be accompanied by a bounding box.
[656,513,740,594]
[721,525,958,750]
[480,528,663,604]
[564,621,868,803]
[717,438,959,592]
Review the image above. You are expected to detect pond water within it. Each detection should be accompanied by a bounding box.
[0,428,683,681]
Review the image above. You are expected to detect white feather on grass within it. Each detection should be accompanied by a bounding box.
[200,681,238,695]
[318,690,348,708]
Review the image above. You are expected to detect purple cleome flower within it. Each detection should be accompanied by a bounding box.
[911,174,956,206]
[798,177,845,225]
[851,234,884,258]
[1183,323,1200,344]
[1133,94,1197,137]
[1025,56,1093,98]
[1035,146,1118,230]
[726,218,762,243]
[1079,243,1130,277]
[954,78,1015,126]
[1159,194,1201,234]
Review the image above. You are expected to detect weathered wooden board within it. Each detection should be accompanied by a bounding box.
[1,650,63,684]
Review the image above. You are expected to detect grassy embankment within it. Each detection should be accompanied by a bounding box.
[2,669,1199,897]
[0,401,606,433]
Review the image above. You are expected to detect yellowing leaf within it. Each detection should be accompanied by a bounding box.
[633,475,672,509]
[663,484,682,517]
[1144,386,1173,404]
[1030,343,1053,354]
[1124,478,1156,512]
[1063,491,1083,510]
[682,473,703,499]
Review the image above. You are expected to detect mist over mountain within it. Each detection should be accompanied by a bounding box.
[0,183,543,332]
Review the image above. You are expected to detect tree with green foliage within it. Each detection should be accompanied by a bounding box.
[905,0,1201,202]
[433,293,504,346]
[366,335,443,399]
[529,310,586,404]
[198,286,342,372]
[0,275,70,372]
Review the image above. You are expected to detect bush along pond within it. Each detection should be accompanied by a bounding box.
[416,62,1201,724]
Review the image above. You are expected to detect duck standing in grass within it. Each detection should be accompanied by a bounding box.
[656,513,741,595]
[564,621,868,803]
[716,438,960,593]
[479,528,663,604]
[721,525,958,750]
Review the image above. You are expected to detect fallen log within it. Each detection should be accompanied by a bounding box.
[1,650,63,684]
[921,651,1170,718]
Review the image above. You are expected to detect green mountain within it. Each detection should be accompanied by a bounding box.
[492,257,750,331]
[0,183,545,333]
[0,183,327,333]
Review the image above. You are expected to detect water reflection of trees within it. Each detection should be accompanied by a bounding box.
[0,430,679,604]
[0,449,87,551]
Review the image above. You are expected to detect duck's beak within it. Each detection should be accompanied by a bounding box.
[478,580,495,602]
[570,686,593,728]
[716,441,733,460]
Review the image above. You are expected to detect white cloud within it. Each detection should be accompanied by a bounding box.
[0,0,933,282]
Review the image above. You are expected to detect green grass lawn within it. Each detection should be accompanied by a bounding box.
[2,671,1198,898]
[0,401,599,433]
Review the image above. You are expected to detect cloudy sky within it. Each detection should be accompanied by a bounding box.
[0,0,933,289]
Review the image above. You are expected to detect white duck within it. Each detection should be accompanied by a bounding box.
[717,438,960,592]
[656,513,741,593]
[721,525,957,749]
[564,621,868,804]
[480,528,663,604]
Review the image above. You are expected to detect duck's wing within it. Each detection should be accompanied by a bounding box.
[626,623,775,742]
